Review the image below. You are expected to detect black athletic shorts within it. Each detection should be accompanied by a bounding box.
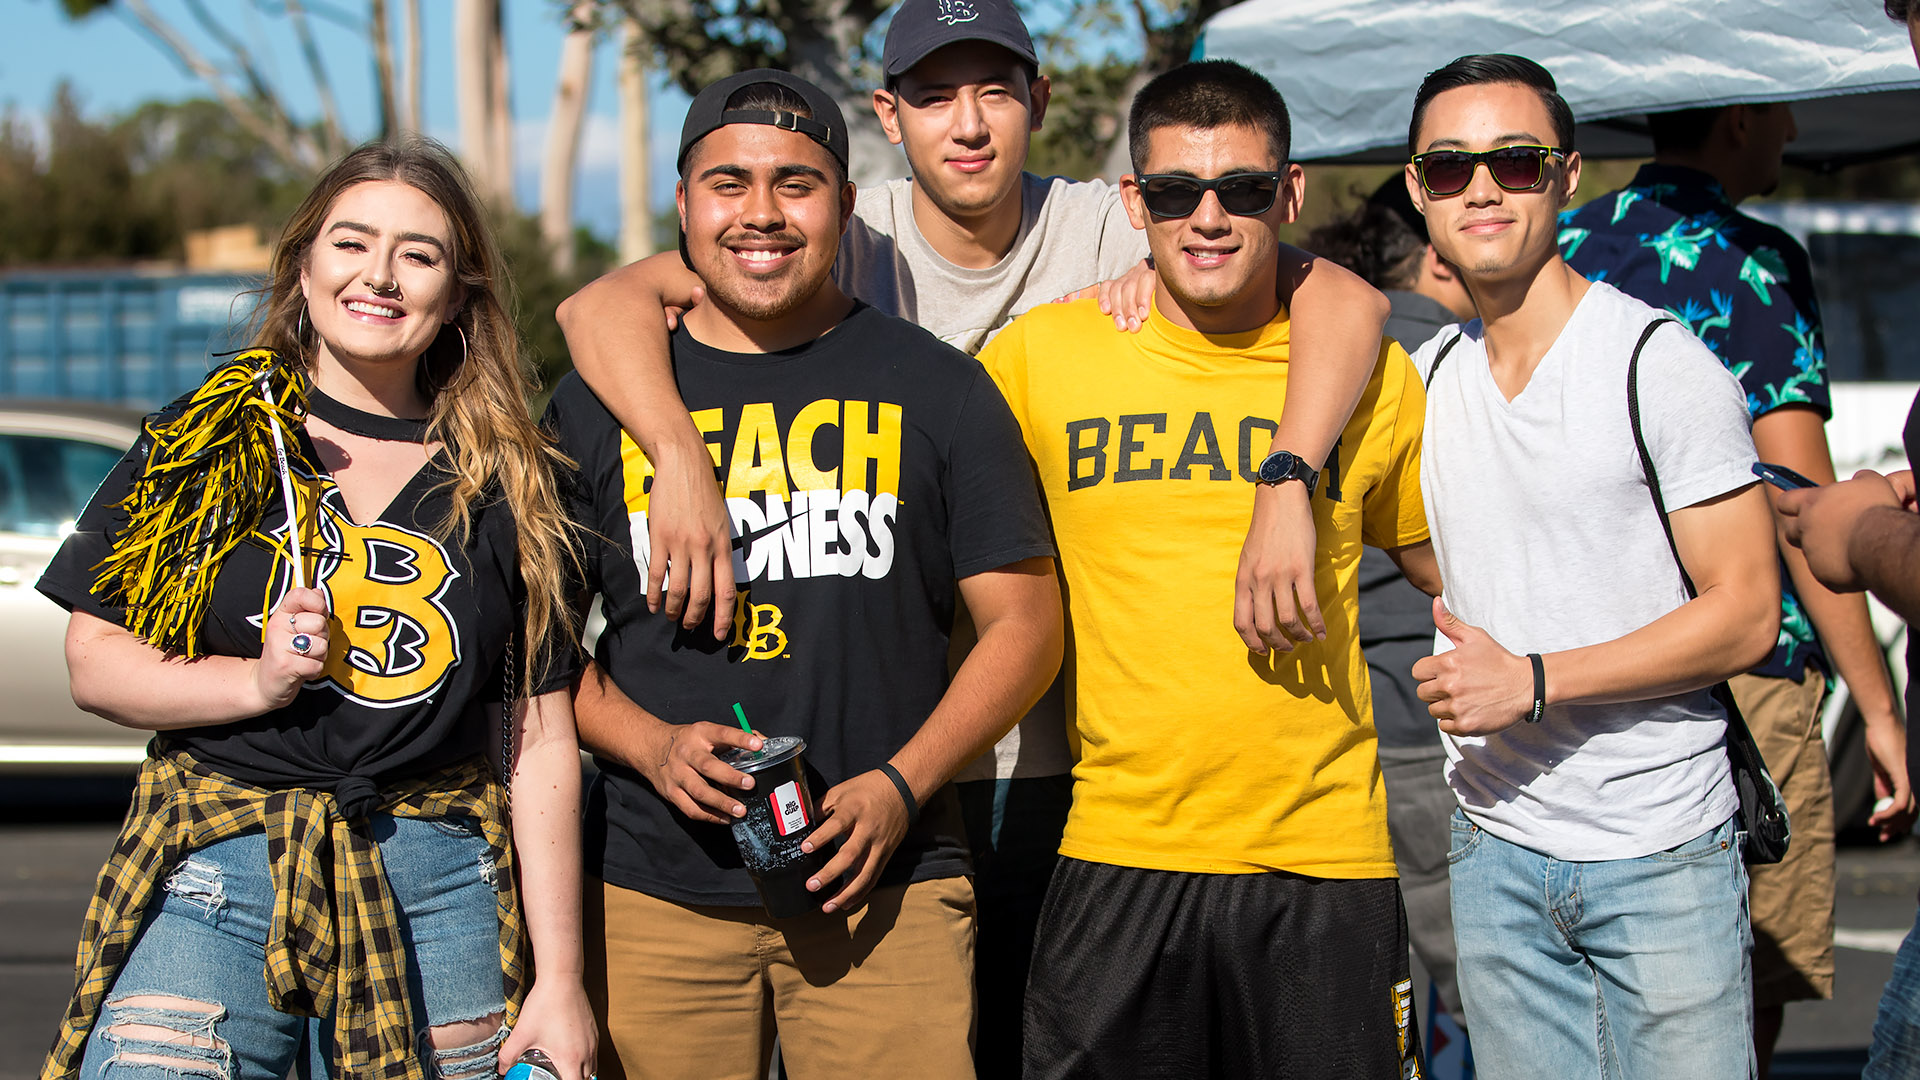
[1023,857,1425,1079]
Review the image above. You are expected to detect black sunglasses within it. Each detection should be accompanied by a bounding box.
[1411,145,1567,197]
[1134,171,1285,218]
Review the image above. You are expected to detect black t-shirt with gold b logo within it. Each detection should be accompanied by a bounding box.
[40,389,568,797]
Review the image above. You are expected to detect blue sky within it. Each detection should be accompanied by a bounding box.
[9,0,1133,241]
[9,0,696,239]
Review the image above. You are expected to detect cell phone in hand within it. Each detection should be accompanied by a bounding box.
[1753,462,1819,491]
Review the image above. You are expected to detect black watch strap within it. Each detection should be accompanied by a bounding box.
[1255,449,1319,494]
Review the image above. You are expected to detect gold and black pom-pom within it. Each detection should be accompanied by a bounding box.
[91,348,312,657]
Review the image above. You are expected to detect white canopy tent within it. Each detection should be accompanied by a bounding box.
[1196,0,1920,169]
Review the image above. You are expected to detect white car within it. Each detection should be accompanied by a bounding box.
[1745,200,1916,833]
[0,401,149,770]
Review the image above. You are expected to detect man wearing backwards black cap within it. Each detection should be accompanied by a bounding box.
[557,1,1389,1068]
[546,69,1063,1080]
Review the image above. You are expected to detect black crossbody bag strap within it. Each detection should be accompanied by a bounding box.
[1423,331,1465,391]
[1627,319,1685,557]
[1626,316,1790,864]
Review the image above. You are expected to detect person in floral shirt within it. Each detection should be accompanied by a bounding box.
[1561,108,1914,1076]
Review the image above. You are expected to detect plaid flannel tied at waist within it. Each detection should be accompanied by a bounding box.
[41,746,525,1080]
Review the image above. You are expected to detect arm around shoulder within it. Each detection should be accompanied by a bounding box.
[1272,245,1389,468]
[557,252,739,639]
[1232,248,1390,655]
[554,252,707,455]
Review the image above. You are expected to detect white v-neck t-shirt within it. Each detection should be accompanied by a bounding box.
[1409,280,1756,861]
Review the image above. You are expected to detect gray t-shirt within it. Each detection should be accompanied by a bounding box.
[834,172,1146,782]
[1410,281,1754,861]
[836,173,1148,355]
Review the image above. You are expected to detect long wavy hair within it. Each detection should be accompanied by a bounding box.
[249,138,577,697]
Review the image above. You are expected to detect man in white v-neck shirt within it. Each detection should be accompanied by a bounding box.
[1402,54,1780,1080]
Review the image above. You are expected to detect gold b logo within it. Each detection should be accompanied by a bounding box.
[302,492,463,707]
[729,590,789,661]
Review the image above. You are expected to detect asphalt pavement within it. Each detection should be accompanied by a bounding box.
[1,777,134,1080]
[1,777,1917,1079]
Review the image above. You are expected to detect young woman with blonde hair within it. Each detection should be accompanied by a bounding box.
[37,138,594,1080]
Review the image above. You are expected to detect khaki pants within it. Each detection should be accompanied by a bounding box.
[1732,668,1836,1005]
[585,875,977,1080]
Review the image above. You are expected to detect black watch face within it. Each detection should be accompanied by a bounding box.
[1258,451,1299,485]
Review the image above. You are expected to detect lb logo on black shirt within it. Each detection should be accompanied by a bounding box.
[728,590,789,661]
[280,487,464,709]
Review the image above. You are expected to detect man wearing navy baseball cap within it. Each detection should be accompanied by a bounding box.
[550,68,1063,1080]
[558,4,1393,1068]
[879,0,1040,77]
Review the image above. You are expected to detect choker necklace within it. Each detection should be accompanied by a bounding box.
[306,387,431,443]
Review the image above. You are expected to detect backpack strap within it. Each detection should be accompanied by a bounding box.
[1624,317,1691,593]
[1626,314,1771,779]
[1423,331,1466,391]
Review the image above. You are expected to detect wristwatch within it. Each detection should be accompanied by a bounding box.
[1255,449,1319,495]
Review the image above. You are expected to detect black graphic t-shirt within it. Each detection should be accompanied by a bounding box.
[548,302,1055,908]
[38,387,570,804]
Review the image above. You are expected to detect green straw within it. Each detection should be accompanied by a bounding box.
[732,702,753,735]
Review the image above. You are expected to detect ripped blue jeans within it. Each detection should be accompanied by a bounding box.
[78,814,507,1080]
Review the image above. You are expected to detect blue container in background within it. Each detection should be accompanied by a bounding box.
[0,270,261,408]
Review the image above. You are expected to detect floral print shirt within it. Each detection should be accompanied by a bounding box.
[1561,164,1828,681]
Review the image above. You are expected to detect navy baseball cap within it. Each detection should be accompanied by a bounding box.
[676,68,850,176]
[880,0,1039,79]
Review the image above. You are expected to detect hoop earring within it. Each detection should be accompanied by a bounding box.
[455,323,469,369]
[295,305,308,344]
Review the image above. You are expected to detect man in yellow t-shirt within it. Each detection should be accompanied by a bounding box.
[978,61,1441,1078]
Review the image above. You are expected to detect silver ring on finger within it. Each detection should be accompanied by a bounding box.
[290,633,313,656]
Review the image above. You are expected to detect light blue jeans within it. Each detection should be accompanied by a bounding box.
[78,814,507,1080]
[1865,901,1920,1077]
[1447,811,1754,1080]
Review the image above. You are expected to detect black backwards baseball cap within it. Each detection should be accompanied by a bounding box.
[880,0,1038,80]
[675,68,851,176]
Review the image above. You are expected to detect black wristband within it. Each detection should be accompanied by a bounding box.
[878,762,920,825]
[1526,653,1546,724]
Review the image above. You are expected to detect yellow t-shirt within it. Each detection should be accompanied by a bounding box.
[977,298,1429,878]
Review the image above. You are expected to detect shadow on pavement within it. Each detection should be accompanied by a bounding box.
[1773,1048,1869,1078]
[0,774,135,823]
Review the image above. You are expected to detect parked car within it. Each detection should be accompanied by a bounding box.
[0,400,149,770]
[1745,200,1919,835]
[0,269,253,771]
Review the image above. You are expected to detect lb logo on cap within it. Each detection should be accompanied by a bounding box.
[937,0,980,24]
